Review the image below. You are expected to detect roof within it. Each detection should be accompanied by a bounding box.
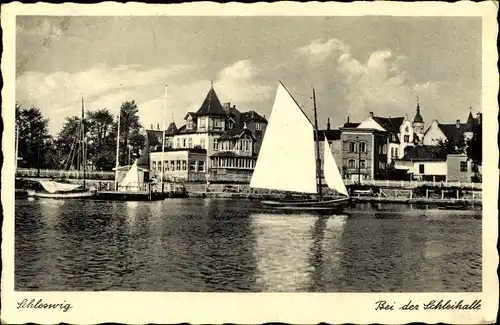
[467,111,475,124]
[165,122,178,135]
[400,145,447,162]
[413,107,424,123]
[343,121,360,128]
[219,127,256,140]
[240,110,267,123]
[438,123,472,143]
[372,116,405,134]
[175,124,198,134]
[184,112,198,120]
[196,87,227,116]
[150,147,207,154]
[315,129,341,141]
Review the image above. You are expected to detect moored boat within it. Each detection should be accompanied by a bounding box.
[250,81,350,212]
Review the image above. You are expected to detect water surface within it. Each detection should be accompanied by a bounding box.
[15,198,481,292]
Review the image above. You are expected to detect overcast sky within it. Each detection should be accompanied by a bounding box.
[16,16,481,135]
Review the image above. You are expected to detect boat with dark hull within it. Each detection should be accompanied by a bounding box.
[250,82,350,212]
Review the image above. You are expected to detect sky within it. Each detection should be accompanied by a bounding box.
[16,16,481,136]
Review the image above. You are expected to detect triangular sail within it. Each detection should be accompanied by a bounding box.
[250,82,317,193]
[119,161,141,192]
[323,137,348,196]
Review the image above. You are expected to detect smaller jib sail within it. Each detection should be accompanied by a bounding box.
[119,161,141,192]
[250,82,317,193]
[39,180,82,194]
[323,136,348,196]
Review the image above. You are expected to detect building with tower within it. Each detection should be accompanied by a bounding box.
[146,84,268,183]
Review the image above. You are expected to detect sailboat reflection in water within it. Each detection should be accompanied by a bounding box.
[250,81,350,212]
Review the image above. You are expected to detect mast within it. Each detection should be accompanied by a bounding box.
[115,86,122,190]
[160,85,167,192]
[312,87,322,199]
[81,96,86,189]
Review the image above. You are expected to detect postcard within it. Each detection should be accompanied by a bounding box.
[2,1,498,324]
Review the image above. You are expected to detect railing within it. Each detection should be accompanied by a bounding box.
[16,168,115,180]
[343,179,482,189]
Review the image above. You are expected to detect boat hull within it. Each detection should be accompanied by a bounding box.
[93,191,166,201]
[260,197,351,212]
[27,190,96,199]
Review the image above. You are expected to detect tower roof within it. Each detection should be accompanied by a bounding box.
[467,109,475,125]
[165,121,178,135]
[196,85,227,116]
[413,97,424,123]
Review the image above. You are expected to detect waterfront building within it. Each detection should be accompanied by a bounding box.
[147,84,268,182]
[393,145,448,182]
[422,111,479,147]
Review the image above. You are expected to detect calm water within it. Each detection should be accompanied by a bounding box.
[15,198,482,292]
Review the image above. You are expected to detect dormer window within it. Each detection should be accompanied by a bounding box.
[186,116,193,130]
[228,121,233,129]
[256,123,261,131]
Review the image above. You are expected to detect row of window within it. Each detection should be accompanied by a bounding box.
[390,147,400,158]
[213,157,256,169]
[152,160,205,172]
[347,159,367,169]
[213,139,252,152]
[344,141,367,153]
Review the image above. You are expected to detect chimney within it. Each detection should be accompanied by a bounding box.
[150,124,153,129]
[369,112,374,118]
[157,123,160,130]
[327,117,331,130]
[347,116,350,123]
[456,119,460,128]
[223,102,231,114]
[243,122,247,129]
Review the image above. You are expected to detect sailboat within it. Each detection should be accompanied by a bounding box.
[27,97,96,199]
[250,81,350,212]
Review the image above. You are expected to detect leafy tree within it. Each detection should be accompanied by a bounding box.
[15,104,53,172]
[53,116,83,170]
[467,122,482,169]
[438,136,466,155]
[86,108,116,170]
[114,101,145,166]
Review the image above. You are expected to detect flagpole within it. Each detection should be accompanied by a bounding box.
[160,85,167,193]
[82,95,86,189]
[115,84,122,190]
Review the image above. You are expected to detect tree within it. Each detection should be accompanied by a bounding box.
[114,101,145,166]
[467,122,482,168]
[53,116,83,170]
[438,136,466,155]
[15,104,53,171]
[86,108,116,170]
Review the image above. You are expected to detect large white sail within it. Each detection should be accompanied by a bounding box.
[39,180,82,194]
[323,139,348,196]
[119,161,141,192]
[250,82,317,193]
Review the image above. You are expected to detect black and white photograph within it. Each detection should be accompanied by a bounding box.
[2,2,498,324]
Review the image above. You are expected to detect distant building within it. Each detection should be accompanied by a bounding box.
[393,145,448,182]
[146,84,267,182]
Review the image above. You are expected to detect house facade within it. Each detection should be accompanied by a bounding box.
[146,84,267,182]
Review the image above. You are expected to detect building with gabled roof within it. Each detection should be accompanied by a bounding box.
[146,83,268,183]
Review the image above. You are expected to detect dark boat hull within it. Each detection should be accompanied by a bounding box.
[94,191,166,201]
[260,197,351,212]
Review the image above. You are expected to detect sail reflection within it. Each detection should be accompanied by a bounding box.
[251,212,347,292]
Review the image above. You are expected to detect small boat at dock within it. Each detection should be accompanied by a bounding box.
[27,180,96,199]
[249,81,350,212]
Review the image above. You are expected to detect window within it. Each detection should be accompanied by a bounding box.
[395,148,399,158]
[213,139,219,150]
[176,138,180,148]
[256,123,261,131]
[404,135,410,143]
[357,141,366,152]
[245,140,250,151]
[460,161,468,172]
[391,148,395,158]
[164,160,169,171]
[170,161,175,171]
[198,161,205,172]
[382,144,387,155]
[348,142,356,152]
[348,159,356,168]
[182,161,187,171]
[183,138,187,148]
[419,164,425,174]
[186,117,193,130]
[176,160,181,171]
[189,161,196,171]
[228,122,233,129]
[359,160,366,169]
[152,162,156,170]
[405,126,409,132]
[188,138,193,148]
[200,139,206,149]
